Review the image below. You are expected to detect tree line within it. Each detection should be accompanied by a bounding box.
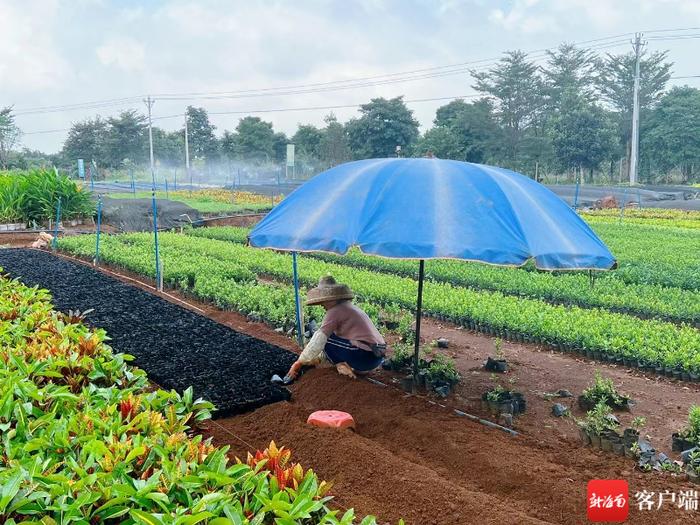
[2,44,699,183]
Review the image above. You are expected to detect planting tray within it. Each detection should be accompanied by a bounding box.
[0,249,297,418]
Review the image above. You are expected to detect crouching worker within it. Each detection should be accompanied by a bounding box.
[283,275,386,382]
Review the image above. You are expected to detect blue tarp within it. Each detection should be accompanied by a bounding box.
[249,158,616,270]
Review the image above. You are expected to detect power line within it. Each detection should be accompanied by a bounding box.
[11,30,645,115]
[22,94,482,135]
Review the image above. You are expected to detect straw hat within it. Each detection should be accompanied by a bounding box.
[305,275,354,306]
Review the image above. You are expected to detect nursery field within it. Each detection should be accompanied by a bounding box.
[2,247,697,525]
[108,189,277,215]
[55,215,700,377]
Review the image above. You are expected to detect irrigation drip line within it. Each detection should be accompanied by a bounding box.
[361,377,519,437]
[207,419,257,452]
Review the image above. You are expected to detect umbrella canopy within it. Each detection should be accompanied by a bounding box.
[249,158,616,270]
[249,158,616,381]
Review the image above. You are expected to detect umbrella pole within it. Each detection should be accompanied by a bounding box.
[413,259,425,382]
[292,251,304,348]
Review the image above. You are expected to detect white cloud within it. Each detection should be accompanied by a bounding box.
[489,0,559,34]
[0,0,68,92]
[96,37,146,72]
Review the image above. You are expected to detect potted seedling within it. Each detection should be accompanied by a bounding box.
[485,384,506,415]
[672,405,700,452]
[484,338,508,373]
[507,376,526,413]
[581,401,619,450]
[380,304,402,330]
[623,416,646,457]
[686,450,700,484]
[426,353,460,397]
[482,375,525,416]
[382,342,413,372]
[578,370,632,411]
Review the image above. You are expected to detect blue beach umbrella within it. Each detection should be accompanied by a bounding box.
[249,158,616,378]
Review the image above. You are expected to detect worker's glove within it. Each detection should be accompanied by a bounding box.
[298,330,328,365]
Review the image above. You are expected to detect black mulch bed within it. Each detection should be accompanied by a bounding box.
[0,248,296,418]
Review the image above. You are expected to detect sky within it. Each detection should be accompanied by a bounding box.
[2,0,700,153]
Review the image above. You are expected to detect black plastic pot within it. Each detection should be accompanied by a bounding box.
[688,469,700,484]
[498,400,514,415]
[623,428,640,447]
[579,427,591,445]
[400,375,415,393]
[578,395,595,412]
[383,320,399,330]
[512,392,526,414]
[601,435,614,452]
[484,357,508,373]
[690,372,700,382]
[672,433,696,452]
[590,434,602,449]
[416,370,428,388]
[612,442,625,456]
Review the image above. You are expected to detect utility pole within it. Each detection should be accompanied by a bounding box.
[184,110,191,190]
[629,32,644,186]
[145,96,156,188]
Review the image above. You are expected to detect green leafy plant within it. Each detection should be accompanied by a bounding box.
[687,450,700,475]
[631,416,647,431]
[0,169,95,222]
[582,401,620,437]
[0,272,384,524]
[494,337,504,359]
[486,383,506,402]
[679,405,700,445]
[387,342,413,370]
[426,353,460,385]
[582,371,631,409]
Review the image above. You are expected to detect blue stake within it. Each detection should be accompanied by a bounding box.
[165,178,169,200]
[292,251,304,348]
[51,197,61,250]
[637,187,642,208]
[130,168,136,196]
[151,191,161,289]
[95,196,103,264]
[573,176,580,209]
[174,170,177,191]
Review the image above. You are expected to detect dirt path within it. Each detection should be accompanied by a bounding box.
[205,369,694,525]
[23,250,699,524]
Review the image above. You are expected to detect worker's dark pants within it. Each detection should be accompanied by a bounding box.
[324,334,383,372]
